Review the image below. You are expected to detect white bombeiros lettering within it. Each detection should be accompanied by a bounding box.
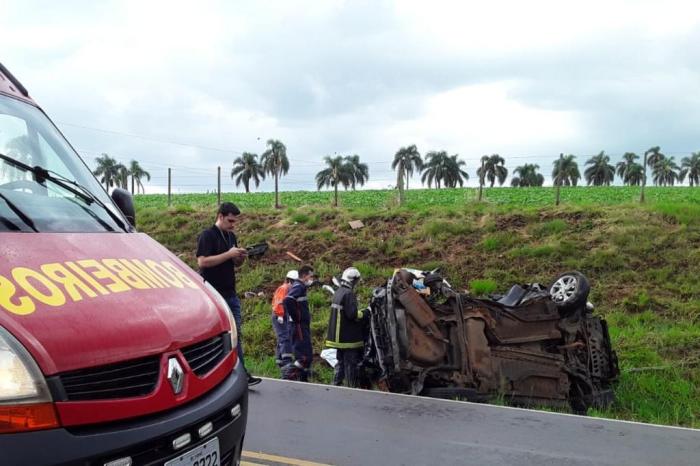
[0,259,200,316]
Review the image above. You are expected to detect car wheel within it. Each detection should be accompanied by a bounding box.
[549,271,590,311]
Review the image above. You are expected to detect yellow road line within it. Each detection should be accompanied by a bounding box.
[241,462,267,466]
[242,450,333,466]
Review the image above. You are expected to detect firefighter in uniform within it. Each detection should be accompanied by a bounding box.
[282,265,315,381]
[325,267,365,387]
[271,270,298,368]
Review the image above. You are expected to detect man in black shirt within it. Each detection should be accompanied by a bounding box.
[197,202,262,386]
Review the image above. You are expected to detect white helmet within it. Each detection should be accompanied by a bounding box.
[286,270,299,280]
[341,267,361,287]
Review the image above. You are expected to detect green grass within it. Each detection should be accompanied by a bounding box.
[648,202,700,226]
[480,232,516,251]
[468,279,498,295]
[532,219,568,237]
[133,187,700,428]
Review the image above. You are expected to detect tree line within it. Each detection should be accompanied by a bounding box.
[390,146,700,190]
[93,154,151,194]
[93,141,700,206]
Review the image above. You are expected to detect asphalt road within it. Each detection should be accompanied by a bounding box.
[245,378,700,466]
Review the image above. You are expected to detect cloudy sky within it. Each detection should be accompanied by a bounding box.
[2,0,699,193]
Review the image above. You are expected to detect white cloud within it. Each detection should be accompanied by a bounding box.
[385,82,579,157]
[2,0,700,192]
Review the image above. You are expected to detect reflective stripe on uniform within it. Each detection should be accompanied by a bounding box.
[325,340,363,349]
[335,306,341,344]
[296,296,308,302]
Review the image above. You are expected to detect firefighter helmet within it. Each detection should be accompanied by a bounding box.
[341,267,361,287]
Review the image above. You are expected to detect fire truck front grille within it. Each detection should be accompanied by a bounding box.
[58,356,160,401]
[182,334,230,377]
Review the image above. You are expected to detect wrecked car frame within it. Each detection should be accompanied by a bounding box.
[363,269,619,413]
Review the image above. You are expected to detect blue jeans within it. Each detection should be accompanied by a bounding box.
[226,295,245,370]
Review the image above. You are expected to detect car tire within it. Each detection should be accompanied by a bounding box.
[549,271,590,312]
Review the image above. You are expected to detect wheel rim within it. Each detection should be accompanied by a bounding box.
[550,275,578,303]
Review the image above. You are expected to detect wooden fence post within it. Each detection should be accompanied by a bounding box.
[478,158,485,201]
[217,166,221,205]
[556,153,563,206]
[168,168,172,206]
[640,152,647,203]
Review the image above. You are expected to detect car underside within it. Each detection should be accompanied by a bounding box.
[362,269,619,413]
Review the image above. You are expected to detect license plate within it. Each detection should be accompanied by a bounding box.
[165,438,220,466]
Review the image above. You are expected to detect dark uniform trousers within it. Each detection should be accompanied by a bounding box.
[283,281,312,382]
[333,348,363,387]
[326,287,365,388]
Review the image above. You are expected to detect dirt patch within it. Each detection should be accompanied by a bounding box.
[538,210,602,222]
[495,214,528,230]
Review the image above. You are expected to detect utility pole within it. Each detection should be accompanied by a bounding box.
[640,151,647,203]
[478,158,485,202]
[217,166,221,206]
[556,153,563,206]
[167,168,172,206]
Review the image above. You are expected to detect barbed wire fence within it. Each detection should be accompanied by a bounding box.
[65,122,698,207]
[76,149,700,207]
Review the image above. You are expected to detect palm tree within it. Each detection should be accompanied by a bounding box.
[641,146,665,202]
[93,154,122,191]
[552,154,581,186]
[652,156,680,186]
[645,146,665,169]
[315,156,353,207]
[421,151,450,189]
[477,154,508,187]
[392,145,422,204]
[616,152,640,186]
[584,151,615,186]
[128,160,151,194]
[260,139,289,208]
[443,154,469,188]
[679,152,700,187]
[625,163,644,186]
[231,152,265,193]
[117,164,129,190]
[344,154,369,190]
[511,164,544,187]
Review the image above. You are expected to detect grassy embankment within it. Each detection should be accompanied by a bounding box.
[135,187,700,428]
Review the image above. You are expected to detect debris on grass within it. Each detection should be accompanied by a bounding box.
[286,251,303,262]
[349,220,365,230]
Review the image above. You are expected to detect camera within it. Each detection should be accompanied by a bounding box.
[245,241,269,258]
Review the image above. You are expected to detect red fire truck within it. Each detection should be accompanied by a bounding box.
[0,62,247,466]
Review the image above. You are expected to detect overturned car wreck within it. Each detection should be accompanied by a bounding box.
[363,269,619,413]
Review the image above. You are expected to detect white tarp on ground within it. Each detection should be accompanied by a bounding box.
[320,348,338,368]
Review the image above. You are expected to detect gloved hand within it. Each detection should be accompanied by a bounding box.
[277,316,284,324]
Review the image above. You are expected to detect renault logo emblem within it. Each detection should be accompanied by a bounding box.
[167,358,185,395]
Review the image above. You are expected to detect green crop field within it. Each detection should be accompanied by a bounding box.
[134,186,700,428]
[135,186,700,211]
